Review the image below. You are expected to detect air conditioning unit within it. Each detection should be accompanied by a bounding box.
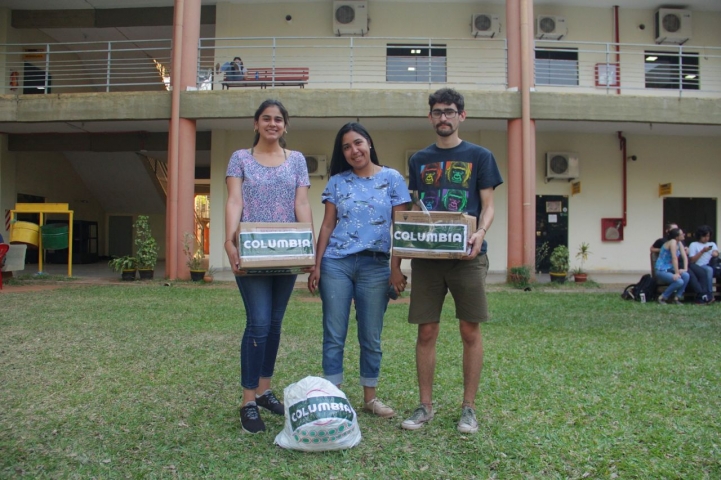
[545,152,579,181]
[333,0,368,36]
[404,150,420,177]
[305,155,328,178]
[472,14,501,38]
[535,15,567,40]
[655,8,692,45]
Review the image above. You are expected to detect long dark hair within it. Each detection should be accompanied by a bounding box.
[666,228,682,241]
[330,122,380,176]
[252,99,289,148]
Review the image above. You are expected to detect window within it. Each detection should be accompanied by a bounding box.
[386,44,446,83]
[644,51,699,90]
[535,48,578,86]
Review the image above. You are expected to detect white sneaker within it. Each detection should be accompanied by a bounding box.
[363,398,396,418]
[457,406,479,434]
[401,404,434,430]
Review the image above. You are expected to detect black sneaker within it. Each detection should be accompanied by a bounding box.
[240,403,265,434]
[256,390,285,415]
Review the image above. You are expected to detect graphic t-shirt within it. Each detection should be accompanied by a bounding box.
[226,149,310,223]
[408,141,503,217]
[408,141,503,254]
[321,167,411,258]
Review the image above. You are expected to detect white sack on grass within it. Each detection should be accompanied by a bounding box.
[274,376,361,451]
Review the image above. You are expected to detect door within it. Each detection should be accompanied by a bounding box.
[663,198,717,244]
[108,216,133,258]
[536,195,569,273]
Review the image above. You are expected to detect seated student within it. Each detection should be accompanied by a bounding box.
[651,222,707,303]
[654,227,690,304]
[651,223,678,254]
[688,225,719,302]
[221,57,246,89]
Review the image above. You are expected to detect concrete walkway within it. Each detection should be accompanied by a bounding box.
[32,260,642,288]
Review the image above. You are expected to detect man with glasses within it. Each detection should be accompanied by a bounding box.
[401,88,503,434]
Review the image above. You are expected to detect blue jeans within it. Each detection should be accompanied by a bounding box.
[235,274,297,390]
[689,263,714,295]
[319,253,390,387]
[654,269,690,300]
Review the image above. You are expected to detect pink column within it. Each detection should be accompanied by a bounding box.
[176,0,201,280]
[506,0,524,273]
[520,0,537,269]
[166,0,184,279]
[167,0,201,279]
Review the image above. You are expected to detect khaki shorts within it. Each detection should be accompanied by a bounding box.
[408,254,489,324]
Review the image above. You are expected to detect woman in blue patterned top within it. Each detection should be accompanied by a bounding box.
[308,123,411,418]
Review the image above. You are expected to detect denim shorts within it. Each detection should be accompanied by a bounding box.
[408,254,489,324]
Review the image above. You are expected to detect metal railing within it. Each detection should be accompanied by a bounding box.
[534,40,721,97]
[2,37,720,98]
[1,39,172,93]
[200,36,508,90]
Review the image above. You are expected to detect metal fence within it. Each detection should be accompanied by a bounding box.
[1,39,172,94]
[200,36,508,90]
[535,40,721,97]
[2,37,720,98]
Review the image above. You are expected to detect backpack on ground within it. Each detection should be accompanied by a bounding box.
[621,274,657,302]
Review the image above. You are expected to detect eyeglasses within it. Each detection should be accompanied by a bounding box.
[430,109,459,119]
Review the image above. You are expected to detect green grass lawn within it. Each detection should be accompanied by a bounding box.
[1,283,720,479]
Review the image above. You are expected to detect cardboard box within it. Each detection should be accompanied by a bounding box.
[237,222,315,272]
[392,211,476,259]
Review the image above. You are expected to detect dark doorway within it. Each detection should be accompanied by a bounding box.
[663,197,717,243]
[108,216,133,258]
[536,195,569,273]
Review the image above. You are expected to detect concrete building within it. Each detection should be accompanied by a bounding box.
[1,0,720,279]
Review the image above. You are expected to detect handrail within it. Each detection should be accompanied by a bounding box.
[1,37,719,97]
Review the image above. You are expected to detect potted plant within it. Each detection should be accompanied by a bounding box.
[183,232,206,281]
[572,242,591,283]
[508,265,531,289]
[535,241,550,274]
[108,255,137,281]
[134,215,158,280]
[204,265,217,283]
[549,245,569,283]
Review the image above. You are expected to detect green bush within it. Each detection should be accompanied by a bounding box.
[549,245,569,273]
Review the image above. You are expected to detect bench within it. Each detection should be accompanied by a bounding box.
[222,67,309,89]
[650,252,719,301]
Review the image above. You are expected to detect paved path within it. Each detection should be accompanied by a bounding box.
[3,261,642,294]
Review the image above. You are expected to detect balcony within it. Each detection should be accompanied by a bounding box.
[1,37,720,98]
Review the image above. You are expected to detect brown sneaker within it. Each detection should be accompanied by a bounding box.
[363,398,396,418]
